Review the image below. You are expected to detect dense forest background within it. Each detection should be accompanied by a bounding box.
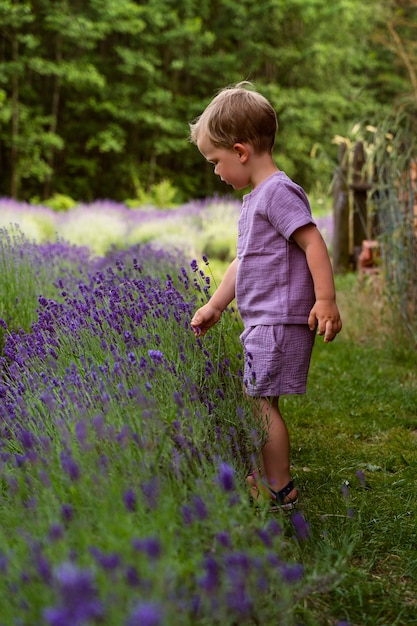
[0,0,416,203]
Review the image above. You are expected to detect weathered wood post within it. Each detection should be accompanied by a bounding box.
[332,142,350,273]
[351,140,371,268]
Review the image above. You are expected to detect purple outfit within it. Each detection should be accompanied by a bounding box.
[236,171,316,325]
[236,171,316,396]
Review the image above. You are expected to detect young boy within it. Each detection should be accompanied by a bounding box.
[189,83,342,510]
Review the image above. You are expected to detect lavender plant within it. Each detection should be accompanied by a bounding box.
[0,231,353,625]
[0,197,241,259]
[0,226,91,349]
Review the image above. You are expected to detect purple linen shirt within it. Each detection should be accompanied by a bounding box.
[236,171,316,326]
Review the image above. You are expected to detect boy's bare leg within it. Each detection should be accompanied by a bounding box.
[250,396,297,504]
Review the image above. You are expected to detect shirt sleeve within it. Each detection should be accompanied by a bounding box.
[266,180,316,240]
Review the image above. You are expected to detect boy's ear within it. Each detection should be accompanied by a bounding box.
[233,143,249,163]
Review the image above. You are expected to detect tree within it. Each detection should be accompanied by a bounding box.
[0,0,34,196]
[0,0,413,201]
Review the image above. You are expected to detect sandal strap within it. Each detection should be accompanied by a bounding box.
[268,480,295,504]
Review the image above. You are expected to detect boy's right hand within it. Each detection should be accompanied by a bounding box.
[191,302,223,337]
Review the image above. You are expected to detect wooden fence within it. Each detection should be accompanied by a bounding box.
[332,140,372,273]
[332,139,417,275]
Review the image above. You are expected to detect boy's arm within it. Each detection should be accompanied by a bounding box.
[191,257,238,337]
[293,224,342,342]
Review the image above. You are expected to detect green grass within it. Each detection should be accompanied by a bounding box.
[283,273,417,625]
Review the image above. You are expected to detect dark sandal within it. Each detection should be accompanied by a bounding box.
[247,474,298,512]
[267,480,298,512]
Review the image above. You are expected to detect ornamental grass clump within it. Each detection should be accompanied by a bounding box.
[0,234,351,625]
[370,117,417,344]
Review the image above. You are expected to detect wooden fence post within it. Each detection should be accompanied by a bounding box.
[332,142,350,273]
[351,140,371,268]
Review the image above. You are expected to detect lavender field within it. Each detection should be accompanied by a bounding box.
[0,196,333,259]
[0,197,243,260]
[0,200,350,625]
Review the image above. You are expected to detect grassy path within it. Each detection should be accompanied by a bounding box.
[286,274,417,624]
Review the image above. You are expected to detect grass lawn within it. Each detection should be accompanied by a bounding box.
[286,272,417,625]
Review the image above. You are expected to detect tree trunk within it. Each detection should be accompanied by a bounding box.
[10,28,19,198]
[43,33,62,199]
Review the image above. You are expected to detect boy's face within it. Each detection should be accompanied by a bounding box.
[197,135,250,190]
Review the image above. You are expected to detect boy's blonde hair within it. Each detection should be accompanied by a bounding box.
[189,82,278,154]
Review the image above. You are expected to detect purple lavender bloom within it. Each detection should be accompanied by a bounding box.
[341,483,349,498]
[198,555,219,592]
[48,523,64,542]
[61,504,74,523]
[181,505,193,526]
[173,391,184,408]
[225,552,251,573]
[89,547,121,571]
[265,518,282,537]
[0,552,8,578]
[75,421,88,448]
[291,511,310,541]
[92,414,105,438]
[218,462,235,492]
[132,537,161,559]
[225,583,253,616]
[44,562,103,625]
[356,469,366,488]
[127,351,136,364]
[17,427,36,449]
[123,488,137,512]
[280,562,304,583]
[37,554,52,583]
[256,528,273,548]
[127,602,163,626]
[148,349,163,363]
[140,476,160,510]
[215,532,231,548]
[60,450,80,481]
[192,495,208,520]
[125,566,140,587]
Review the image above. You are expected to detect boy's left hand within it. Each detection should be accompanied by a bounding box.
[308,300,342,342]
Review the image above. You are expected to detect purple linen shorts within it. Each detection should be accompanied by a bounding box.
[239,324,315,397]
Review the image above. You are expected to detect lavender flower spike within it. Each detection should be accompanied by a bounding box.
[218,462,235,492]
[127,602,163,626]
[44,562,103,625]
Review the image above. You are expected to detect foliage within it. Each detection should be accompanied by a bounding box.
[328,108,417,343]
[126,178,182,209]
[0,0,411,201]
[0,229,416,624]
[371,115,417,345]
[41,193,78,212]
